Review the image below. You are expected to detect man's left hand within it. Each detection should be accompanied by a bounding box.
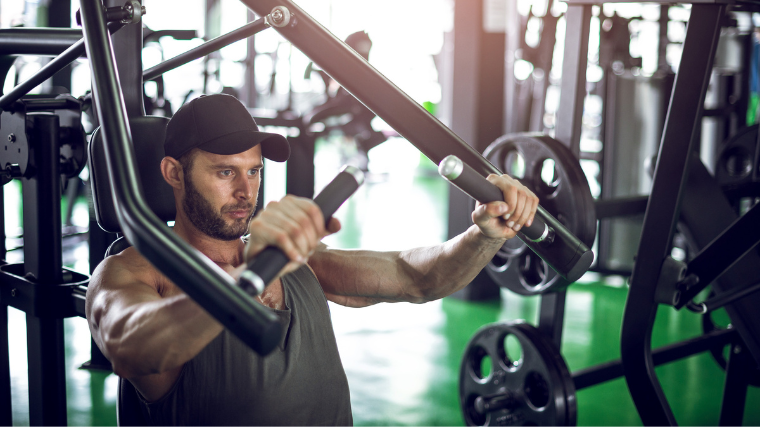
[471,174,539,240]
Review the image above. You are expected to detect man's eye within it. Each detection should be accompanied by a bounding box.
[220,170,233,177]
[248,169,260,176]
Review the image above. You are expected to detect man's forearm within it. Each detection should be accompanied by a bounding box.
[399,224,506,302]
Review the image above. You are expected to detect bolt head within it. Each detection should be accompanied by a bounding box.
[8,134,15,142]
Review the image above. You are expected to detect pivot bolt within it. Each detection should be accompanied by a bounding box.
[10,289,16,297]
[8,134,15,142]
[120,0,145,24]
[266,6,292,28]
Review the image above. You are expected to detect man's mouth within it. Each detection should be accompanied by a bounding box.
[226,209,252,219]
[223,204,253,219]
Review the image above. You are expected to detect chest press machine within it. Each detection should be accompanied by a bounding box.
[0,0,596,424]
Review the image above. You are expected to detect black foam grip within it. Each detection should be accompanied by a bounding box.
[243,167,363,288]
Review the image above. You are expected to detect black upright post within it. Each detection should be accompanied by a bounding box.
[85,0,144,371]
[443,0,505,300]
[104,0,144,117]
[621,5,724,426]
[243,8,258,108]
[537,3,591,349]
[1,185,5,260]
[555,4,591,157]
[22,114,67,426]
[504,0,525,135]
[719,342,750,426]
[49,0,73,93]
[0,304,11,426]
[0,117,11,427]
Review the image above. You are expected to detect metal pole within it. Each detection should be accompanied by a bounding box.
[49,0,73,92]
[0,28,82,56]
[0,41,85,111]
[621,5,725,425]
[104,0,144,117]
[0,23,122,111]
[22,113,67,426]
[143,17,269,82]
[0,305,11,426]
[554,4,591,156]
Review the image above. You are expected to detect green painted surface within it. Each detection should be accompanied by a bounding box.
[3,154,760,425]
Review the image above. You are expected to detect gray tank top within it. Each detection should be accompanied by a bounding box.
[135,266,353,425]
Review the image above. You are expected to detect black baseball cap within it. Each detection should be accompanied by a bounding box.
[164,93,290,162]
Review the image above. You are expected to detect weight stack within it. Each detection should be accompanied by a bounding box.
[598,71,673,272]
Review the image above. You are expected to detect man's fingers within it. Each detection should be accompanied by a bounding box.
[279,196,325,241]
[511,192,528,230]
[256,201,313,260]
[246,222,305,264]
[246,195,339,267]
[526,192,539,227]
[479,173,540,236]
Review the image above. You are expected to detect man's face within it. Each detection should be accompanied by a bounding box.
[181,145,263,241]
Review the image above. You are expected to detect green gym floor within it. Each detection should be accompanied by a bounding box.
[4,138,760,426]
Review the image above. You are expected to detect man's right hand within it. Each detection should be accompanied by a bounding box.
[244,195,341,275]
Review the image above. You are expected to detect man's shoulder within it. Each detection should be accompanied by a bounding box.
[101,245,153,271]
[91,246,163,290]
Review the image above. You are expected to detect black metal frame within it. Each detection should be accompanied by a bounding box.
[675,201,760,308]
[0,100,89,425]
[0,0,595,423]
[558,0,760,425]
[143,17,268,82]
[4,0,757,425]
[0,28,83,56]
[622,5,728,425]
[0,0,287,422]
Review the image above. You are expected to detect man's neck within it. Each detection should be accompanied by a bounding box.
[172,217,245,267]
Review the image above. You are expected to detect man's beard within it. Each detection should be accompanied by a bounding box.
[182,174,256,241]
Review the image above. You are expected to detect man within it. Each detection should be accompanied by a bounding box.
[85,94,539,425]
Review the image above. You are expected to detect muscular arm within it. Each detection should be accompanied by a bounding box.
[85,249,224,399]
[309,174,538,307]
[310,225,505,307]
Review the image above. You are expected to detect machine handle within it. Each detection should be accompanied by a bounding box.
[238,165,365,294]
[439,155,593,282]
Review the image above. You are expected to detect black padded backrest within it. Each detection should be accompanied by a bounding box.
[89,116,176,233]
[106,236,132,257]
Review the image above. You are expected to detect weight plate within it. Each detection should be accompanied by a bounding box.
[459,321,577,426]
[481,133,596,295]
[714,124,759,189]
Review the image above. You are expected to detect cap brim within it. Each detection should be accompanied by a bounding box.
[198,130,290,162]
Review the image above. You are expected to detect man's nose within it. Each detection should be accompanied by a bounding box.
[234,175,254,199]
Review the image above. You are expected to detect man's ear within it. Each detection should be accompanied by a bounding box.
[161,157,183,190]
